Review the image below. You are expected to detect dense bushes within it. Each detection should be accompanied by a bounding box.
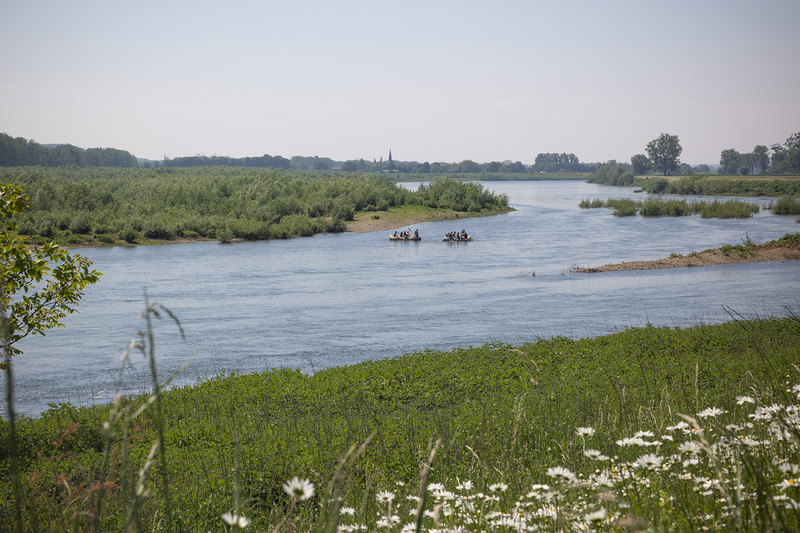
[585,164,634,187]
[0,167,509,245]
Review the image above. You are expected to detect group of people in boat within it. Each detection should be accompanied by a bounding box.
[393,229,419,239]
[445,230,470,241]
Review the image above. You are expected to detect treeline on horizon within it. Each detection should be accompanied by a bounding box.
[622,130,800,177]
[0,166,510,245]
[1,132,595,174]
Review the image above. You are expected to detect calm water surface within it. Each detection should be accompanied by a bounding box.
[5,181,800,417]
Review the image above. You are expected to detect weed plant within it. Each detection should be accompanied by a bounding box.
[3,307,800,531]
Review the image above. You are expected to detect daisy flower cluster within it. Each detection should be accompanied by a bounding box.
[233,385,800,532]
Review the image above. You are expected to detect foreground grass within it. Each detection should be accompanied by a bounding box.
[2,314,800,531]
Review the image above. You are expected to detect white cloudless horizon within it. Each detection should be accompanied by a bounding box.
[1,0,799,166]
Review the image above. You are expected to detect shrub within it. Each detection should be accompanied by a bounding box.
[772,196,800,215]
[36,219,56,238]
[68,212,93,234]
[119,228,138,243]
[143,223,175,240]
[216,227,234,242]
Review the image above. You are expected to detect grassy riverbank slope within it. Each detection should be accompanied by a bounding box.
[3,316,800,531]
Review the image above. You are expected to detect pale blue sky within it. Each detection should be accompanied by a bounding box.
[2,0,799,165]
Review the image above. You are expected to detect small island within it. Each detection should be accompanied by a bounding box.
[577,232,800,272]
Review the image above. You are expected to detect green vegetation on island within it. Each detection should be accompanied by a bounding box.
[579,195,764,218]
[0,167,510,246]
[587,167,800,197]
[2,312,799,531]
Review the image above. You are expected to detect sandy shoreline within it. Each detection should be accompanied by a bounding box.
[345,208,511,233]
[576,244,800,273]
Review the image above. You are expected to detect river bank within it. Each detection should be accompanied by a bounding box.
[577,232,800,272]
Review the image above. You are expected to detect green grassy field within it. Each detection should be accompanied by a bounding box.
[3,311,800,532]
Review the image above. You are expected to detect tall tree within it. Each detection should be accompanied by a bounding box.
[752,145,769,174]
[645,133,682,175]
[630,154,651,175]
[719,149,741,174]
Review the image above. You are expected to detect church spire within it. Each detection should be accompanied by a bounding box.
[388,149,392,163]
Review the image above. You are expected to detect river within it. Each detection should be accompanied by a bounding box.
[4,181,800,418]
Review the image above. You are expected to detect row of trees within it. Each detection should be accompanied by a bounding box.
[718,133,800,175]
[0,133,139,168]
[627,131,800,177]
[160,154,290,169]
[340,154,595,175]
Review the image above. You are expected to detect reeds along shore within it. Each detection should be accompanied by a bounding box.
[2,312,800,531]
[579,196,766,218]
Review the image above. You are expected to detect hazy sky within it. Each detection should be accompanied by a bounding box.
[2,0,799,165]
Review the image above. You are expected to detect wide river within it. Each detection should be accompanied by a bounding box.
[4,181,800,418]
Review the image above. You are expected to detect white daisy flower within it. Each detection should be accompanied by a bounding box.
[222,513,251,529]
[678,441,702,455]
[576,427,595,437]
[698,407,724,418]
[736,396,755,405]
[634,453,664,470]
[583,449,609,461]
[779,463,800,475]
[546,466,576,483]
[489,483,508,492]
[584,508,607,523]
[283,477,315,501]
[376,490,395,503]
[666,421,690,431]
[776,479,799,491]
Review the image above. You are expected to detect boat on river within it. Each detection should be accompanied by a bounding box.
[443,231,473,242]
[390,234,421,241]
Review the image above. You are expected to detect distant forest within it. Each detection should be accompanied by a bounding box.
[0,133,595,174]
[0,133,139,168]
